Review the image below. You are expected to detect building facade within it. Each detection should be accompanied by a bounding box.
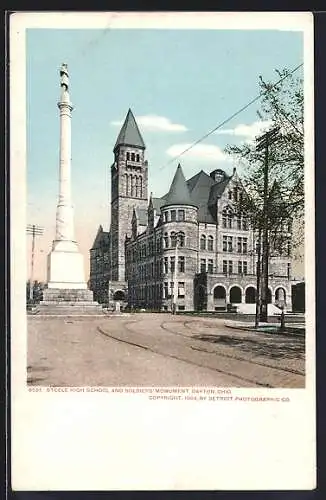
[90,111,292,311]
[125,164,292,312]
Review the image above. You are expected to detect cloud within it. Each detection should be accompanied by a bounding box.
[111,114,188,132]
[166,143,231,162]
[216,120,273,141]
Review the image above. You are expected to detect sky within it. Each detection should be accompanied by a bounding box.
[26,27,304,282]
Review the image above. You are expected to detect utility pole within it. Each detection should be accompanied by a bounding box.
[26,224,44,302]
[255,227,262,328]
[256,126,280,323]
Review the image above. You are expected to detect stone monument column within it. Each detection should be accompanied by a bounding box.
[46,63,87,290]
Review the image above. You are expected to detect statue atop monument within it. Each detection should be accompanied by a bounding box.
[60,63,69,91]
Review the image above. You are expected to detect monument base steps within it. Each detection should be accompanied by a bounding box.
[38,288,103,315]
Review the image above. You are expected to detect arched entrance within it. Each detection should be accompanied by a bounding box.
[245,286,256,304]
[113,290,126,301]
[213,285,226,310]
[275,287,286,305]
[229,286,242,304]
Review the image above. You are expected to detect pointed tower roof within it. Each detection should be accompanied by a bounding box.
[163,164,196,207]
[114,108,145,151]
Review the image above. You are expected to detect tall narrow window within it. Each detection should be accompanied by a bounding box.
[178,210,185,221]
[164,211,169,223]
[170,232,177,248]
[178,256,185,272]
[136,153,140,162]
[127,152,130,161]
[237,237,242,253]
[238,261,242,274]
[170,257,175,273]
[208,235,214,251]
[208,259,214,273]
[135,177,139,198]
[223,260,228,274]
[243,238,248,254]
[228,261,233,274]
[178,282,185,297]
[171,210,176,222]
[131,152,135,161]
[125,174,129,196]
[227,236,233,252]
[179,232,185,247]
[243,261,248,275]
[223,236,227,252]
[131,176,135,197]
[164,233,169,248]
[200,235,206,250]
[200,259,206,273]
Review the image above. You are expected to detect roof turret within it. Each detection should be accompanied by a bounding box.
[163,164,196,207]
[114,108,145,151]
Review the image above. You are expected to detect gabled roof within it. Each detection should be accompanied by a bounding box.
[114,109,145,151]
[134,207,148,226]
[91,225,110,250]
[208,177,231,206]
[186,170,216,223]
[163,164,195,207]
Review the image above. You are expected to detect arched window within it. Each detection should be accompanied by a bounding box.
[171,232,177,248]
[200,235,206,250]
[208,235,214,251]
[130,175,135,197]
[230,286,242,304]
[164,233,169,248]
[179,232,185,247]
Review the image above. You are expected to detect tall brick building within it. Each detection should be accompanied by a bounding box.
[90,110,292,311]
[90,109,148,303]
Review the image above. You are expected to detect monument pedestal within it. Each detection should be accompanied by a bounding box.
[39,240,102,314]
[47,240,87,289]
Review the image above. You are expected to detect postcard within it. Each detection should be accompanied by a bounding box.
[10,11,315,491]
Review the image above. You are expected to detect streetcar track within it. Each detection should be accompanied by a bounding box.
[97,323,274,388]
[160,320,305,377]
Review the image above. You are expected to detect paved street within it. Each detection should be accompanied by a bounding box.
[27,313,305,388]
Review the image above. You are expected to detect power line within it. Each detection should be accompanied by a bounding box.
[160,62,303,171]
